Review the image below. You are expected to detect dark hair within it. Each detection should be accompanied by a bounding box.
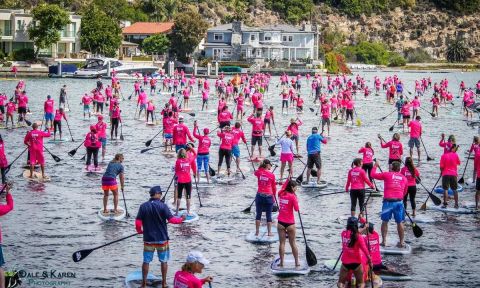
[259,159,271,169]
[391,161,401,171]
[347,222,358,248]
[405,157,416,178]
[285,179,297,193]
[352,158,362,167]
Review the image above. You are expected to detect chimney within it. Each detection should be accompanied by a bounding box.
[232,21,242,33]
[302,21,312,32]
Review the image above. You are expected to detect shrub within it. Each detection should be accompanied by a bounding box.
[339,41,390,65]
[404,48,432,63]
[325,52,339,74]
[446,39,468,63]
[11,48,35,61]
[388,52,406,67]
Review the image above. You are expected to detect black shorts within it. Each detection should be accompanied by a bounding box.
[251,135,262,146]
[0,106,4,114]
[291,135,298,141]
[264,119,270,124]
[403,115,410,120]
[177,182,192,199]
[307,153,321,169]
[17,107,26,114]
[343,263,360,270]
[219,121,230,129]
[442,175,458,191]
[350,189,365,212]
[278,220,294,229]
[476,177,480,190]
[282,100,288,108]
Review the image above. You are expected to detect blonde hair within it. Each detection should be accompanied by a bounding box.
[114,153,124,162]
[177,149,187,159]
[181,262,196,273]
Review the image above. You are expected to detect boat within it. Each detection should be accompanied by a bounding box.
[72,58,158,79]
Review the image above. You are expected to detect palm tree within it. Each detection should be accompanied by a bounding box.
[446,39,468,63]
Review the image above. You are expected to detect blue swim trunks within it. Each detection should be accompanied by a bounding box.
[44,112,53,121]
[381,200,405,223]
[143,241,170,263]
[232,145,240,158]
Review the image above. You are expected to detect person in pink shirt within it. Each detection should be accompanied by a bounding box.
[217,125,235,176]
[217,106,233,128]
[277,179,300,268]
[84,125,102,171]
[110,102,122,140]
[173,117,194,152]
[81,93,92,119]
[378,133,403,170]
[217,97,226,115]
[17,91,28,125]
[169,94,178,113]
[371,160,408,247]
[146,100,155,123]
[263,106,275,137]
[95,115,108,161]
[345,158,374,218]
[0,182,13,287]
[439,133,456,154]
[254,159,277,237]
[281,90,289,114]
[163,112,177,152]
[286,118,303,155]
[96,91,105,114]
[360,223,388,273]
[0,136,8,184]
[173,251,213,288]
[400,157,420,216]
[345,98,355,125]
[5,99,15,129]
[24,123,51,178]
[358,142,374,180]
[53,108,67,141]
[201,89,209,111]
[411,96,420,119]
[430,94,440,117]
[469,136,480,182]
[407,116,422,160]
[133,80,141,96]
[235,93,245,120]
[193,122,211,183]
[231,122,247,174]
[174,149,196,216]
[320,99,331,136]
[43,95,55,130]
[137,89,148,119]
[182,87,190,109]
[248,112,265,160]
[439,144,461,208]
[338,217,372,288]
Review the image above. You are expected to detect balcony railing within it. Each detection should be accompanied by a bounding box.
[61,30,76,38]
[0,29,12,36]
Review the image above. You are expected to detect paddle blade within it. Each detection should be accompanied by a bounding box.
[80,154,86,161]
[295,173,303,184]
[420,202,427,211]
[25,119,32,126]
[141,148,152,154]
[356,119,361,126]
[429,192,442,206]
[242,206,251,213]
[305,245,317,266]
[4,165,11,175]
[272,205,279,212]
[412,223,423,238]
[189,113,196,117]
[53,155,61,162]
[120,134,124,141]
[309,108,314,112]
[145,139,153,147]
[310,169,318,177]
[72,249,93,262]
[427,156,434,161]
[68,149,77,157]
[268,147,276,157]
[209,165,216,176]
[458,177,465,184]
[389,125,395,132]
[333,116,338,121]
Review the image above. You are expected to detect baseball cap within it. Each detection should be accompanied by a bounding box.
[186,251,209,266]
[149,185,163,196]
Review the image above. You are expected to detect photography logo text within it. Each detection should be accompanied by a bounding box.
[18,269,76,287]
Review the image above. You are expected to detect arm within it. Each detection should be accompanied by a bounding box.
[187,128,194,142]
[119,172,125,191]
[362,170,374,188]
[0,193,13,216]
[345,171,351,192]
[167,215,184,224]
[241,132,247,144]
[135,219,143,234]
[370,166,383,180]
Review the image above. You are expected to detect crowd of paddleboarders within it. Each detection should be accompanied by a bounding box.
[0,70,479,287]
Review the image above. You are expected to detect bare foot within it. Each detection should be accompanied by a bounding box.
[268,233,274,237]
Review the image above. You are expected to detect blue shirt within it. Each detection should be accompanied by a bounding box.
[136,199,174,242]
[306,133,324,154]
[103,162,124,178]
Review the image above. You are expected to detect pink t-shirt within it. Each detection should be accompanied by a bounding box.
[193,132,211,154]
[254,168,276,195]
[175,158,194,183]
[24,129,51,151]
[341,230,369,264]
[17,95,28,108]
[321,104,330,118]
[217,131,235,150]
[408,120,422,138]
[371,167,408,199]
[173,123,194,145]
[96,121,107,138]
[231,128,246,146]
[358,147,374,164]
[381,140,403,160]
[248,116,264,136]
[173,271,205,288]
[345,167,373,191]
[440,151,461,176]
[399,166,419,187]
[278,191,299,224]
[44,99,54,113]
[363,231,381,265]
[217,111,232,123]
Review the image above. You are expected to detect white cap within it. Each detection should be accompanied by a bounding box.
[186,251,209,266]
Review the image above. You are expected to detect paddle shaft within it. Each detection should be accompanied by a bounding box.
[161,175,176,202]
[69,140,86,155]
[380,109,396,121]
[120,188,130,217]
[420,174,442,208]
[65,119,74,142]
[459,149,472,181]
[90,233,138,252]
[6,147,27,173]
[146,129,164,146]
[362,189,374,288]
[194,173,203,207]
[419,137,433,160]
[43,145,60,161]
[332,251,343,271]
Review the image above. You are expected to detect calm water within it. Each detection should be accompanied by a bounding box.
[0,70,479,288]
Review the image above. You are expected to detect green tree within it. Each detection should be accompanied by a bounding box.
[142,34,170,55]
[80,5,122,57]
[431,0,480,13]
[169,9,208,62]
[446,39,468,63]
[27,4,70,58]
[142,0,180,21]
[92,0,147,21]
[325,52,339,74]
[264,0,313,24]
[388,52,406,67]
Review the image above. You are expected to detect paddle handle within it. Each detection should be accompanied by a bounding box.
[65,119,74,142]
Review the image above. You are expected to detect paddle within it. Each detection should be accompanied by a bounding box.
[406,91,436,116]
[80,154,86,161]
[420,174,442,210]
[263,134,276,157]
[331,251,343,271]
[72,233,138,262]
[4,147,27,175]
[379,109,396,121]
[208,165,216,177]
[297,210,317,266]
[65,119,75,142]
[353,108,361,126]
[140,145,164,154]
[310,190,345,199]
[419,137,434,161]
[272,120,280,139]
[68,140,86,157]
[145,129,163,147]
[194,174,203,208]
[296,158,317,177]
[458,149,471,184]
[405,211,423,238]
[43,145,61,162]
[362,189,375,288]
[388,119,398,132]
[295,163,308,184]
[120,188,130,218]
[161,175,176,202]
[120,122,124,141]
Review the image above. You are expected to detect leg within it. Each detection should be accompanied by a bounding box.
[103,190,109,213]
[142,262,149,288]
[41,165,45,178]
[277,224,287,267]
[397,222,405,246]
[161,262,168,288]
[113,189,119,213]
[280,161,285,181]
[93,149,99,167]
[381,221,388,246]
[287,226,299,266]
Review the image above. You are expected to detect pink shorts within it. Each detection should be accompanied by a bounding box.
[280,153,293,163]
[29,149,45,165]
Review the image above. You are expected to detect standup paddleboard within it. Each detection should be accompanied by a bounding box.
[409,214,435,223]
[301,180,327,189]
[125,270,162,288]
[146,122,156,126]
[83,165,105,174]
[271,254,310,276]
[23,170,50,182]
[167,199,196,211]
[324,259,411,281]
[174,209,199,223]
[245,225,279,244]
[47,139,69,143]
[380,244,412,255]
[428,204,477,214]
[434,185,463,195]
[98,207,126,221]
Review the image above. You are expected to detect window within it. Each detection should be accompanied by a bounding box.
[283,35,293,42]
[289,35,293,42]
[264,33,271,41]
[250,34,255,41]
[213,33,224,41]
[282,36,287,42]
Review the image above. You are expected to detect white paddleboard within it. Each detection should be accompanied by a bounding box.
[173,209,199,223]
[301,180,327,189]
[47,139,69,143]
[167,199,196,211]
[380,243,412,255]
[23,170,50,182]
[409,214,435,223]
[245,225,279,244]
[98,207,126,221]
[83,165,105,174]
[271,254,310,276]
[213,175,237,184]
[146,122,156,126]
[125,270,161,288]
[428,204,477,214]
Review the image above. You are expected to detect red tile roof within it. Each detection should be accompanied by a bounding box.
[122,22,174,35]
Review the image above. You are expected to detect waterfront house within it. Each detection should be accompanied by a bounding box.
[122,22,174,45]
[0,9,81,58]
[203,21,320,62]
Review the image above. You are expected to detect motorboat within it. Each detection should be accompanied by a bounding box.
[72,57,159,78]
